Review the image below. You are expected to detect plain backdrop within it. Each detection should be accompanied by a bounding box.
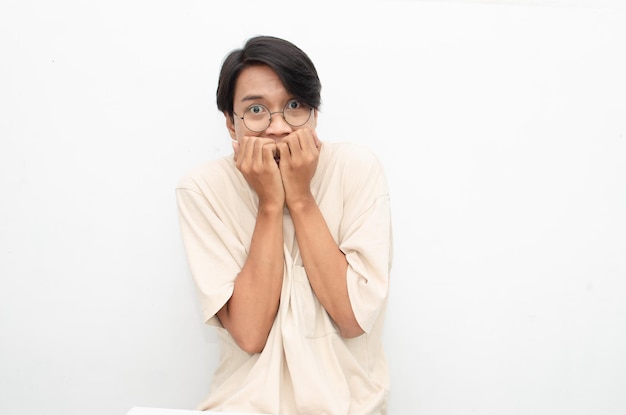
[1,1,625,414]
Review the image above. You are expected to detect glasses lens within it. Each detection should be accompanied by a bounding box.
[284,104,312,127]
[243,104,270,132]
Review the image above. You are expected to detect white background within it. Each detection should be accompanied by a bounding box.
[1,1,625,414]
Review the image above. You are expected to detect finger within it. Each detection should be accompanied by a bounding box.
[232,140,239,161]
[252,137,266,163]
[302,129,318,152]
[312,130,322,149]
[282,132,302,159]
[276,136,291,159]
[262,142,278,164]
[276,142,289,165]
[293,129,317,156]
[240,136,255,166]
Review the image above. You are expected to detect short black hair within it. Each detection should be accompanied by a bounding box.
[216,36,322,118]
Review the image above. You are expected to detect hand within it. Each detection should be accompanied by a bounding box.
[233,136,285,208]
[276,129,321,208]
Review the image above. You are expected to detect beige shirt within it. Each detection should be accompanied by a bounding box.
[176,141,393,415]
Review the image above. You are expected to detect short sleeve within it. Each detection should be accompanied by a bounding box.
[176,181,247,327]
[337,148,393,333]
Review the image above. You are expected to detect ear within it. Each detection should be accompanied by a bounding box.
[225,112,237,141]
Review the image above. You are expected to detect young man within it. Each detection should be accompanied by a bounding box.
[176,35,393,415]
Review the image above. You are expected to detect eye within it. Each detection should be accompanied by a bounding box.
[247,104,267,115]
[286,99,301,110]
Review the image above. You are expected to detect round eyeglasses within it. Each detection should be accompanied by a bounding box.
[233,100,313,132]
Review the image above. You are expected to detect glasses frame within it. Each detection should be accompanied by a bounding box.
[233,102,313,132]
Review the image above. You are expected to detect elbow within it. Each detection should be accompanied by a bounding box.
[233,332,268,355]
[338,320,365,339]
[340,327,365,339]
[217,305,272,354]
[335,306,365,339]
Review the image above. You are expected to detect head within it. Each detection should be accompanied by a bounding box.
[216,36,322,141]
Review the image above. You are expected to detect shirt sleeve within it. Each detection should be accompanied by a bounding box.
[338,148,393,334]
[176,180,247,327]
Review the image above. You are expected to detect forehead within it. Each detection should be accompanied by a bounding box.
[234,65,289,104]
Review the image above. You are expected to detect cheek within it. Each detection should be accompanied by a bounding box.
[234,125,245,140]
[234,123,255,140]
[309,110,318,129]
[228,116,259,140]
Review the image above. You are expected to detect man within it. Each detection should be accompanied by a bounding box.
[176,35,392,415]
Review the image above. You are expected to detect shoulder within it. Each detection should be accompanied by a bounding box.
[316,140,389,198]
[322,141,385,174]
[324,141,378,160]
[176,156,239,193]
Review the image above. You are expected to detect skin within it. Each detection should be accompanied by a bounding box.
[217,64,364,354]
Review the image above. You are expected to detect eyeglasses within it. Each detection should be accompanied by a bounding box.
[233,99,313,132]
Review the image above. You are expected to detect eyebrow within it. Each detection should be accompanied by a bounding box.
[240,95,265,102]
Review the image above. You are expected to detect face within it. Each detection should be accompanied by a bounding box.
[226,64,318,142]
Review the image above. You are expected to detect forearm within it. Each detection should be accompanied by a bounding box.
[218,203,284,353]
[289,196,364,338]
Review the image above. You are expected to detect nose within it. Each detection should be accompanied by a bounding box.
[264,111,292,137]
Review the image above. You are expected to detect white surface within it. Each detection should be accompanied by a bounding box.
[1,1,625,415]
[127,407,269,415]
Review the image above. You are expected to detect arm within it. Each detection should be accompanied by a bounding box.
[277,130,364,338]
[217,137,285,353]
[289,198,363,338]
